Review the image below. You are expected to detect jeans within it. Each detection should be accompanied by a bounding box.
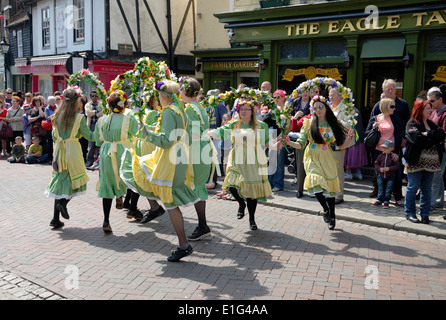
[431,152,446,208]
[26,154,48,164]
[376,174,395,204]
[405,171,435,217]
[268,147,286,190]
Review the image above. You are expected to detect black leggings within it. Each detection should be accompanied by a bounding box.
[315,192,335,217]
[229,187,258,222]
[123,189,140,211]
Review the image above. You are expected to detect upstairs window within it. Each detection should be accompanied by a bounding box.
[73,0,85,42]
[42,7,50,48]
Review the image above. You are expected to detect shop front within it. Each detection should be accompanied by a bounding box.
[192,47,260,93]
[15,55,134,97]
[213,0,446,116]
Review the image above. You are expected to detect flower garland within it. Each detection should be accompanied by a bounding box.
[67,69,108,113]
[296,77,357,127]
[108,57,178,121]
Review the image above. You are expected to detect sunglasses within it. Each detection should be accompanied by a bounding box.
[390,105,396,109]
[90,95,98,98]
[429,99,437,104]
[6,92,12,94]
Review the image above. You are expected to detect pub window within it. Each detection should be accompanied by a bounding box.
[73,0,85,42]
[42,7,50,48]
[280,43,309,60]
[428,35,446,54]
[314,41,347,59]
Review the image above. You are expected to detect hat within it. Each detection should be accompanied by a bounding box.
[380,140,394,148]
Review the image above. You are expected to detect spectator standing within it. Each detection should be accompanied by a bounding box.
[0,100,9,156]
[366,97,405,206]
[44,96,58,162]
[404,99,445,224]
[370,79,410,205]
[427,87,446,210]
[328,87,353,204]
[268,89,289,192]
[5,88,13,106]
[6,96,24,145]
[207,89,229,189]
[22,104,32,151]
[373,140,400,208]
[344,107,368,180]
[85,90,103,166]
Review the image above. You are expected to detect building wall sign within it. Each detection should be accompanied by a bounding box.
[432,66,446,82]
[284,11,446,38]
[206,60,258,71]
[282,66,342,81]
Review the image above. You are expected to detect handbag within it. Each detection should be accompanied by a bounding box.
[0,122,13,138]
[364,127,380,148]
[41,120,53,131]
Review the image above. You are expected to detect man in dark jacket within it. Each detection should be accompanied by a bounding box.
[428,86,446,210]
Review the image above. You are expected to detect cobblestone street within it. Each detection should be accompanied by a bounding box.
[1,160,446,300]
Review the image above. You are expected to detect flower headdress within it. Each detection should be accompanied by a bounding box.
[310,95,331,109]
[63,85,82,101]
[107,90,128,113]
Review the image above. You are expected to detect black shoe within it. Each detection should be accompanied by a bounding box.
[443,215,446,220]
[321,211,330,223]
[328,218,336,230]
[56,202,69,220]
[127,209,144,221]
[250,221,258,231]
[369,190,378,198]
[141,206,165,223]
[296,191,303,198]
[50,219,64,228]
[421,216,430,224]
[102,221,112,233]
[167,245,193,262]
[406,215,420,223]
[187,227,211,241]
[116,197,124,209]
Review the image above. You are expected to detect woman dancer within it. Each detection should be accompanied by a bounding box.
[45,86,94,228]
[284,95,355,230]
[94,90,141,233]
[121,80,198,262]
[182,77,215,241]
[208,100,277,230]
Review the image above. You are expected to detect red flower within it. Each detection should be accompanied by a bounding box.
[119,74,125,80]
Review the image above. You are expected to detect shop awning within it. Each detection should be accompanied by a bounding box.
[30,54,71,67]
[361,38,406,59]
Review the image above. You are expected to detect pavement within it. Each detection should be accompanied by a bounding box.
[1,156,446,301]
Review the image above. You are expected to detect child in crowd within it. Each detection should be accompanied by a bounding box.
[373,140,400,208]
[22,104,32,151]
[215,113,232,199]
[7,136,26,163]
[26,136,48,164]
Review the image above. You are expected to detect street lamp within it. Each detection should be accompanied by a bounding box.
[0,37,10,55]
[0,37,10,90]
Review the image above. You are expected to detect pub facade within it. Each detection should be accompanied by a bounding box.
[195,0,446,117]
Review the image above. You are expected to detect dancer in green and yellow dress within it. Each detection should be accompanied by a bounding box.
[181,77,218,241]
[93,90,142,233]
[120,80,198,262]
[208,100,279,231]
[284,95,355,230]
[45,86,94,228]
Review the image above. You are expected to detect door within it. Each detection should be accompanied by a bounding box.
[362,61,404,121]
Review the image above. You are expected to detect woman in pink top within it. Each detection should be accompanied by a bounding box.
[373,98,396,152]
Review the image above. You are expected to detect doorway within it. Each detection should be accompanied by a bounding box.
[362,61,404,120]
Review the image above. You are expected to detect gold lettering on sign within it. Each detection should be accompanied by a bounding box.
[285,11,446,38]
[282,67,343,82]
